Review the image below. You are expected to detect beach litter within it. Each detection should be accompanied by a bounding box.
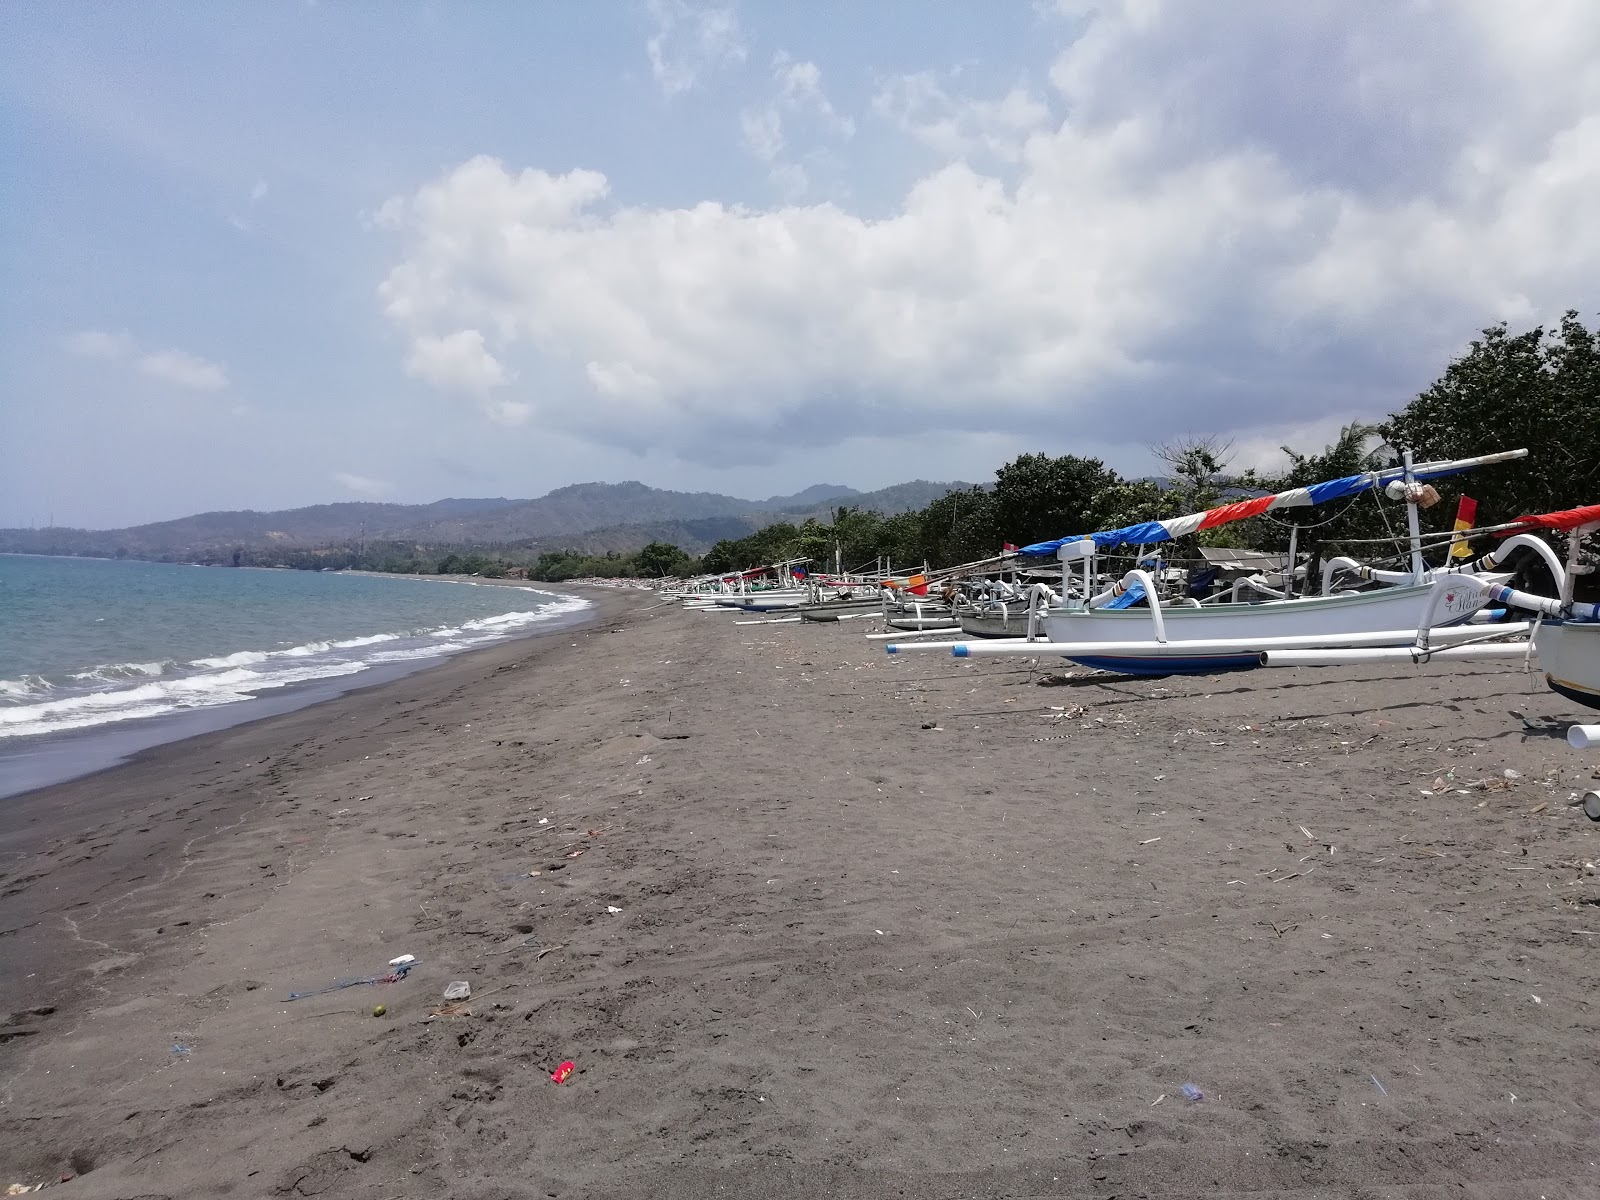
[1180,1083,1203,1102]
[371,1005,386,1018]
[1371,1074,1388,1096]
[443,981,471,1002]
[170,1043,193,1055]
[285,956,417,1001]
[551,1060,576,1084]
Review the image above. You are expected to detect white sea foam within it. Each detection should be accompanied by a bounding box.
[367,642,472,662]
[0,661,370,739]
[67,660,173,683]
[190,649,272,669]
[0,675,54,699]
[0,591,590,741]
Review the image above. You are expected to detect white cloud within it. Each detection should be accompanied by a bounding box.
[137,349,230,392]
[64,330,229,392]
[1226,415,1368,477]
[739,106,784,162]
[333,471,392,497]
[63,330,136,359]
[645,0,745,97]
[378,6,1600,465]
[740,55,854,197]
[774,55,854,139]
[874,72,1049,163]
[402,329,526,424]
[403,329,508,392]
[229,178,271,234]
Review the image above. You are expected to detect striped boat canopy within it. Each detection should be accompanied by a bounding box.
[1016,449,1528,558]
[1498,503,1600,535]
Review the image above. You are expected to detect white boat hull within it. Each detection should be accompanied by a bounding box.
[1535,621,1600,711]
[800,597,886,621]
[715,590,809,612]
[1040,583,1491,676]
[958,609,1031,639]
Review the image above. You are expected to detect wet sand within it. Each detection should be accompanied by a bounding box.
[3,589,1599,1198]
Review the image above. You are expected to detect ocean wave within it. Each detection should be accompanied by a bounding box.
[67,660,174,683]
[0,661,370,740]
[0,675,55,699]
[367,642,472,662]
[190,649,272,669]
[0,590,590,740]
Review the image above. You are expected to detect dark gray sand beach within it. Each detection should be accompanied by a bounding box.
[3,588,1599,1198]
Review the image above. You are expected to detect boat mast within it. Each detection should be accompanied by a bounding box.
[1285,524,1298,599]
[1401,450,1425,583]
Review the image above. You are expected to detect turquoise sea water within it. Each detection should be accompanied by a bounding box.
[0,555,587,742]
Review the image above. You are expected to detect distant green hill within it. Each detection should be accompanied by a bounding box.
[0,479,975,562]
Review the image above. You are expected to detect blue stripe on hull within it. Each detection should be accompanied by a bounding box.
[1065,653,1262,677]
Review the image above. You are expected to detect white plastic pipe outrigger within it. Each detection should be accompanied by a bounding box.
[1260,643,1531,668]
[941,622,1530,659]
[886,638,1027,654]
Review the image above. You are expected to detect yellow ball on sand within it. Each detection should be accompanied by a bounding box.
[372,1004,386,1017]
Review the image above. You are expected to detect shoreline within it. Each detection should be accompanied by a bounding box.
[3,596,1598,1196]
[0,583,639,1017]
[0,578,598,800]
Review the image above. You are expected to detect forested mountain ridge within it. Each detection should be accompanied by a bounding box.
[0,480,968,562]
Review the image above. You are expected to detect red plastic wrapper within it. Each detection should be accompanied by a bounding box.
[551,1060,575,1084]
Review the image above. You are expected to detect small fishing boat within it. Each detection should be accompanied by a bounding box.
[957,604,1033,639]
[798,581,890,622]
[952,579,1041,638]
[1255,503,1600,710]
[889,449,1531,675]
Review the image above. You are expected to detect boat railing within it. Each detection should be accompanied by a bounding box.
[1024,584,1058,641]
[1436,533,1569,587]
[1322,533,1568,597]
[1319,557,1409,594]
[1232,574,1288,603]
[1098,569,1166,643]
[1030,568,1169,643]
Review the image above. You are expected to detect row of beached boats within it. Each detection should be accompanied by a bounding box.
[659,449,1600,742]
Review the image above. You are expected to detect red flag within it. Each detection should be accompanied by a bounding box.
[1002,542,1018,552]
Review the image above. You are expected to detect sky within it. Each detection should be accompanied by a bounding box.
[3,0,1599,530]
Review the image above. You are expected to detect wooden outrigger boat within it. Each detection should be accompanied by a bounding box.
[953,579,1037,638]
[887,449,1530,675]
[1256,503,1599,706]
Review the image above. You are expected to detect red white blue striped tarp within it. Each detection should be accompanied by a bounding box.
[1017,450,1528,558]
